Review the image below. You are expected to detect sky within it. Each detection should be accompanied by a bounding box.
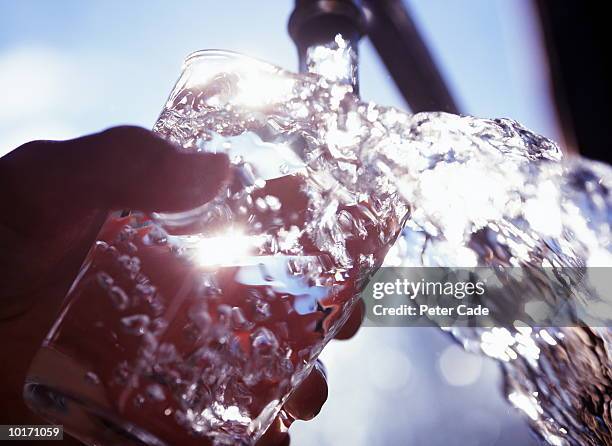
[0,1,556,444]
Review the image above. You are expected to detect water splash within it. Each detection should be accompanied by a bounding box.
[155,49,612,444]
[305,34,358,87]
[382,113,612,445]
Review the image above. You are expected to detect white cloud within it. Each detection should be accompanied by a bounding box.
[0,46,81,156]
[0,46,73,121]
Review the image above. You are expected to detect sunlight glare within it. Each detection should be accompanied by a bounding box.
[190,230,265,267]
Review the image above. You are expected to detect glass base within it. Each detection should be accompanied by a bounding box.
[24,344,168,446]
[24,382,167,446]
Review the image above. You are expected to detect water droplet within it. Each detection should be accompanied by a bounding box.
[264,195,282,211]
[150,297,165,317]
[146,384,166,401]
[108,286,129,310]
[255,197,268,212]
[253,299,271,322]
[144,226,168,246]
[135,283,156,298]
[96,272,114,290]
[121,314,150,335]
[95,241,109,251]
[157,343,179,364]
[113,361,131,385]
[118,255,141,278]
[140,332,158,356]
[251,327,279,356]
[149,317,168,336]
[189,302,212,330]
[84,371,101,385]
[117,225,137,242]
[230,307,253,330]
[133,394,145,407]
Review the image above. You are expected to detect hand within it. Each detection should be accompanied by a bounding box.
[0,126,364,445]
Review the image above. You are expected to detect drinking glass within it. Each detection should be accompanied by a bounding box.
[24,50,406,445]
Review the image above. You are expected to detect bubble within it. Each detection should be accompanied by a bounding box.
[279,163,291,174]
[117,225,137,242]
[251,327,279,356]
[157,343,179,364]
[230,307,253,331]
[118,255,141,279]
[121,314,150,336]
[189,302,212,330]
[113,361,131,386]
[108,286,129,310]
[135,283,157,298]
[146,384,166,402]
[133,394,145,407]
[149,317,168,336]
[95,241,109,252]
[264,195,281,211]
[255,197,268,212]
[253,299,271,322]
[84,371,101,385]
[144,226,168,246]
[96,272,114,290]
[149,295,165,317]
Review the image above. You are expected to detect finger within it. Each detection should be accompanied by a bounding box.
[256,415,290,446]
[334,298,365,340]
[0,126,229,228]
[68,126,229,212]
[283,360,328,421]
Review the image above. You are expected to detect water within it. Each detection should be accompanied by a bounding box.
[381,113,612,445]
[25,45,612,445]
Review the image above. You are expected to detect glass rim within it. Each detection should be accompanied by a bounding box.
[183,49,286,74]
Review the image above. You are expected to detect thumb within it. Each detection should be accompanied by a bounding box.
[59,125,229,212]
[0,126,229,235]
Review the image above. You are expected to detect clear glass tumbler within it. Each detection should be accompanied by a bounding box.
[24,50,407,445]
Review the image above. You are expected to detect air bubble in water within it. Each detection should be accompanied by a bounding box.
[230,307,253,331]
[108,286,129,310]
[84,371,101,385]
[146,384,166,402]
[253,299,271,321]
[121,315,150,335]
[144,226,168,246]
[118,255,141,279]
[157,343,179,364]
[96,272,113,290]
[251,327,279,356]
[189,302,212,331]
[264,195,281,211]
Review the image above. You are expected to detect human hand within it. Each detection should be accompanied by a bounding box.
[0,126,363,445]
